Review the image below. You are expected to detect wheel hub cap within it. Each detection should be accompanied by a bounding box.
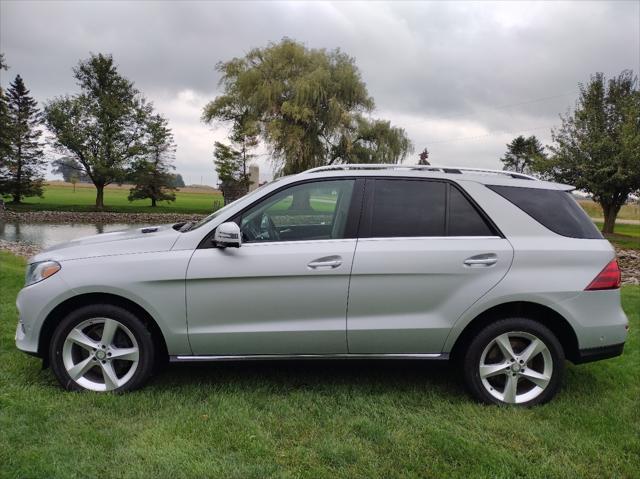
[95,350,107,360]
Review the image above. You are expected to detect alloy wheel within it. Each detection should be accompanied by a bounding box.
[479,331,553,404]
[62,317,140,391]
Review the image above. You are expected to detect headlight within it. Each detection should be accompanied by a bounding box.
[25,261,61,286]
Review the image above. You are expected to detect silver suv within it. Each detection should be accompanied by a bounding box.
[15,164,628,405]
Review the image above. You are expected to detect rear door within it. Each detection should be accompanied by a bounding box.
[346,178,514,354]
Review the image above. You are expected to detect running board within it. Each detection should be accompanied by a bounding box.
[170,353,448,362]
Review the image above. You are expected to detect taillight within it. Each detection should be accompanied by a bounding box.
[585,259,621,291]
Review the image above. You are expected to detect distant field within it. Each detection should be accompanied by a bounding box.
[7,182,223,214]
[578,200,639,222]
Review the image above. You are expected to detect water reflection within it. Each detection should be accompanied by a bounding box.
[0,221,143,249]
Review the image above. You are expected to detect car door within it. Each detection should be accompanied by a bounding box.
[347,178,514,354]
[186,178,362,355]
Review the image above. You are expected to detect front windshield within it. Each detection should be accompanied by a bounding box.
[185,177,286,231]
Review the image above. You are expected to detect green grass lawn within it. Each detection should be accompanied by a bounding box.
[7,183,222,214]
[0,251,638,478]
[594,222,640,250]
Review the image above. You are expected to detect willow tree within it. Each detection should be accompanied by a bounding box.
[203,38,412,175]
[536,71,640,233]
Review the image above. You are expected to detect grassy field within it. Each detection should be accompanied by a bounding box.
[578,200,639,222]
[6,182,223,214]
[0,251,638,478]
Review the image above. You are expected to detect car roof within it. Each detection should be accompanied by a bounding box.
[294,164,574,191]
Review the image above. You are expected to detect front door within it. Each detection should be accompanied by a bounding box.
[347,178,514,354]
[186,178,361,355]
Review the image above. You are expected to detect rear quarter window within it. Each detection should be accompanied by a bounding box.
[487,185,603,239]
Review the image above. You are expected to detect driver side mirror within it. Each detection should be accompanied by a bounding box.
[213,222,242,248]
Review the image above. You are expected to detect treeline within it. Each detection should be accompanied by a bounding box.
[0,53,183,208]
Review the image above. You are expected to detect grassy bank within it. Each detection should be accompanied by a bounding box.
[0,251,638,478]
[6,182,223,214]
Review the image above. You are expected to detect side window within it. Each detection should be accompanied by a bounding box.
[448,185,495,236]
[239,180,355,243]
[369,179,446,237]
[487,185,603,239]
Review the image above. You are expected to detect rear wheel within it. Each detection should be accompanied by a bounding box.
[49,304,155,392]
[463,318,565,406]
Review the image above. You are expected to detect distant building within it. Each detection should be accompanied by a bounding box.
[249,165,260,191]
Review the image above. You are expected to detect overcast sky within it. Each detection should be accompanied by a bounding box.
[1,0,638,185]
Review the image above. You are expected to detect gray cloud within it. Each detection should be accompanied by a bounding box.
[1,0,638,184]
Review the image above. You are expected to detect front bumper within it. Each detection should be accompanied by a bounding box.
[15,273,74,356]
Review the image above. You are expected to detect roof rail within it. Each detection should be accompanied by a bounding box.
[303,164,537,180]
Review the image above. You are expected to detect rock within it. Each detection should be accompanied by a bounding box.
[0,210,206,224]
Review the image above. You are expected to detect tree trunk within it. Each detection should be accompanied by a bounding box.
[11,147,22,204]
[601,202,620,234]
[95,185,105,209]
[151,197,157,207]
[289,190,312,211]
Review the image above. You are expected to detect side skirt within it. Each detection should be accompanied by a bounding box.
[170,353,449,362]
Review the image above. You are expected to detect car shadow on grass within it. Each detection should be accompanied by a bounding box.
[151,359,465,397]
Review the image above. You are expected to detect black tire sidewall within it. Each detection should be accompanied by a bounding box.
[49,304,155,392]
[463,317,565,406]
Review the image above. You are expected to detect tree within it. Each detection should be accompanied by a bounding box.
[69,173,79,193]
[170,173,185,188]
[418,147,430,165]
[213,140,253,205]
[128,114,177,207]
[45,53,150,209]
[203,38,412,175]
[501,135,546,174]
[51,156,90,183]
[0,54,10,179]
[0,75,45,203]
[535,71,640,234]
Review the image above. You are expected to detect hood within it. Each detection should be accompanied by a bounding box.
[29,224,182,263]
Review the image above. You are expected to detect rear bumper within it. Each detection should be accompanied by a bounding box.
[573,342,625,365]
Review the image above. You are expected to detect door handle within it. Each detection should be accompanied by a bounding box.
[464,253,498,267]
[307,255,343,270]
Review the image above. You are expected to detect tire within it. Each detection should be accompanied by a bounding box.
[49,304,155,392]
[463,317,565,406]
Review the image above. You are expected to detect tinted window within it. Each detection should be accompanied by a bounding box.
[239,180,355,243]
[488,185,603,239]
[370,180,446,237]
[448,185,495,236]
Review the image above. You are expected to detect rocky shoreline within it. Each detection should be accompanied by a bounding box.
[1,237,638,285]
[0,209,207,224]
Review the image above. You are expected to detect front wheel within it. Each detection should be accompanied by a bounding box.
[463,318,565,406]
[49,304,155,392]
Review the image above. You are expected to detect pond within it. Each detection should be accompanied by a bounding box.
[0,222,143,249]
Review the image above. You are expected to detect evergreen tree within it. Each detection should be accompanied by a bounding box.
[45,53,150,208]
[0,55,10,179]
[500,135,546,174]
[128,114,177,207]
[536,70,640,233]
[0,75,45,203]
